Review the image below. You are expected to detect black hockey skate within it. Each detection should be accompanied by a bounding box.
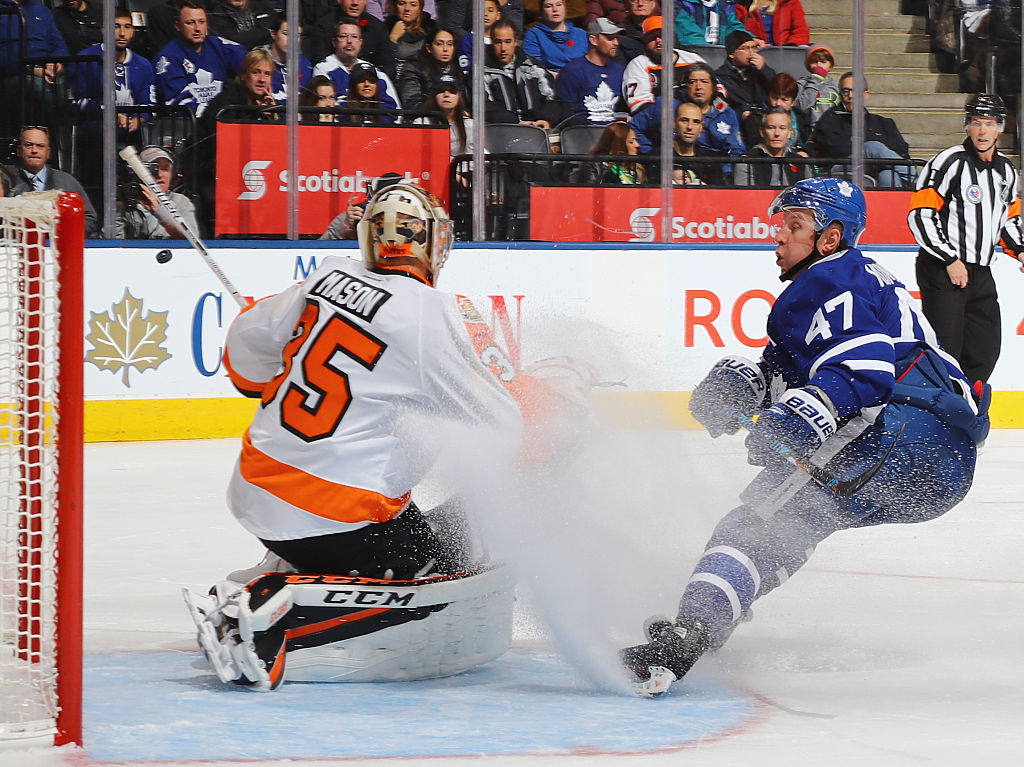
[620,615,713,698]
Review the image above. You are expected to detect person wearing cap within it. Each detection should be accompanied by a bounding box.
[8,126,100,237]
[343,61,399,123]
[414,73,476,160]
[116,145,200,240]
[555,17,626,124]
[523,0,589,74]
[674,0,748,46]
[481,18,570,129]
[615,0,661,62]
[795,44,839,130]
[715,28,776,148]
[908,93,1024,385]
[623,15,705,115]
[313,18,402,111]
[735,0,809,47]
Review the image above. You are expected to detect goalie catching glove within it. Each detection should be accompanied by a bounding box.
[689,355,768,437]
[745,387,837,467]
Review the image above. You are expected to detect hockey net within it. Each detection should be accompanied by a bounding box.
[0,191,84,746]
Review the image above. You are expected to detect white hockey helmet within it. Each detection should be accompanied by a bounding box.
[358,182,453,284]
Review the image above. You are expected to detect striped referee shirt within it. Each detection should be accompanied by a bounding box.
[908,138,1023,266]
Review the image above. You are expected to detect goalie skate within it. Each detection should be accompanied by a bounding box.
[182,588,242,684]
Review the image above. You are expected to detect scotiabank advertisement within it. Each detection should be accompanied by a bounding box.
[215,123,452,237]
[528,187,916,244]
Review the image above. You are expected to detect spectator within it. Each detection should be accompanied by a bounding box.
[72,7,155,126]
[53,0,102,54]
[262,13,312,104]
[617,0,661,62]
[0,164,12,196]
[206,0,276,51]
[386,0,436,79]
[576,121,647,184]
[154,0,246,117]
[735,0,809,47]
[457,0,502,73]
[957,0,991,91]
[623,15,705,115]
[794,43,839,129]
[556,17,626,125]
[733,105,807,186]
[298,73,337,121]
[400,26,463,109]
[675,0,749,47]
[0,0,70,135]
[523,0,588,74]
[310,0,396,77]
[143,1,187,58]
[715,28,775,147]
[908,93,1024,385]
[367,0,437,22]
[117,145,199,239]
[447,0,524,37]
[320,170,404,239]
[767,71,807,152]
[313,18,401,110]
[416,73,475,157]
[8,126,99,237]
[991,0,1019,110]
[481,18,570,129]
[810,72,916,189]
[342,60,398,123]
[671,100,724,185]
[632,63,745,169]
[202,47,278,129]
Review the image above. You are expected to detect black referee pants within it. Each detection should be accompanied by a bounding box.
[915,256,1001,384]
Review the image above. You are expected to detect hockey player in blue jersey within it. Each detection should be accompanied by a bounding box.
[621,177,990,698]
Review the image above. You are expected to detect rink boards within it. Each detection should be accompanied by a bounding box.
[83,242,1024,441]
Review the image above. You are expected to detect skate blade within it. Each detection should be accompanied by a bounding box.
[628,666,677,698]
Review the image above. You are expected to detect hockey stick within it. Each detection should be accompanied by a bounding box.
[736,412,905,499]
[119,145,249,308]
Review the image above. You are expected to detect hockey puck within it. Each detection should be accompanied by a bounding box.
[155,249,173,264]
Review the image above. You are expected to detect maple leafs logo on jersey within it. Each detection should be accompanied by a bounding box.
[836,180,854,198]
[86,290,172,387]
[715,120,731,135]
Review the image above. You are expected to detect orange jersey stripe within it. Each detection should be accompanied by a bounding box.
[239,431,410,524]
[909,187,944,212]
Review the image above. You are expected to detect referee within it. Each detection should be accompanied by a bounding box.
[908,94,1024,384]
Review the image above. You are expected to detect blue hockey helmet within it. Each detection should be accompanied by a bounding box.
[768,177,868,246]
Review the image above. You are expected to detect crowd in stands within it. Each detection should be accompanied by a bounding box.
[0,0,1001,239]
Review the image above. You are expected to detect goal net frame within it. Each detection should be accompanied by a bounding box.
[0,191,84,747]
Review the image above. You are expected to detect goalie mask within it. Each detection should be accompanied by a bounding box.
[358,182,453,285]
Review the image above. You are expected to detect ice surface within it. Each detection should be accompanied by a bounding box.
[8,430,1024,766]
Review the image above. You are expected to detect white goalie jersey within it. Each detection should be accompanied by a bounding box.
[223,256,523,541]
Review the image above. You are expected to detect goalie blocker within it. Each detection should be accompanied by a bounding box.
[184,563,514,691]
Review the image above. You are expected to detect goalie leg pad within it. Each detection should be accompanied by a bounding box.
[235,564,516,686]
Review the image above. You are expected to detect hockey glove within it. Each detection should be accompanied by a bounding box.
[689,355,768,438]
[745,387,837,467]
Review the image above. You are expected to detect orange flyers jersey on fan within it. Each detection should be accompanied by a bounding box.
[222,256,523,541]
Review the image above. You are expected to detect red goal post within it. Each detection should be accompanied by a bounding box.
[0,191,84,746]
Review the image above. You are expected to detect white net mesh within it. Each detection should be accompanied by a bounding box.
[0,192,64,741]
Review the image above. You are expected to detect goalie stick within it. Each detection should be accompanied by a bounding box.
[119,145,249,308]
[736,411,905,499]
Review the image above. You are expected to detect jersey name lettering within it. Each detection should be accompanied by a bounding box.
[310,270,392,322]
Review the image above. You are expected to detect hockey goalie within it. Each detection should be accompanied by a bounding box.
[184,182,596,690]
